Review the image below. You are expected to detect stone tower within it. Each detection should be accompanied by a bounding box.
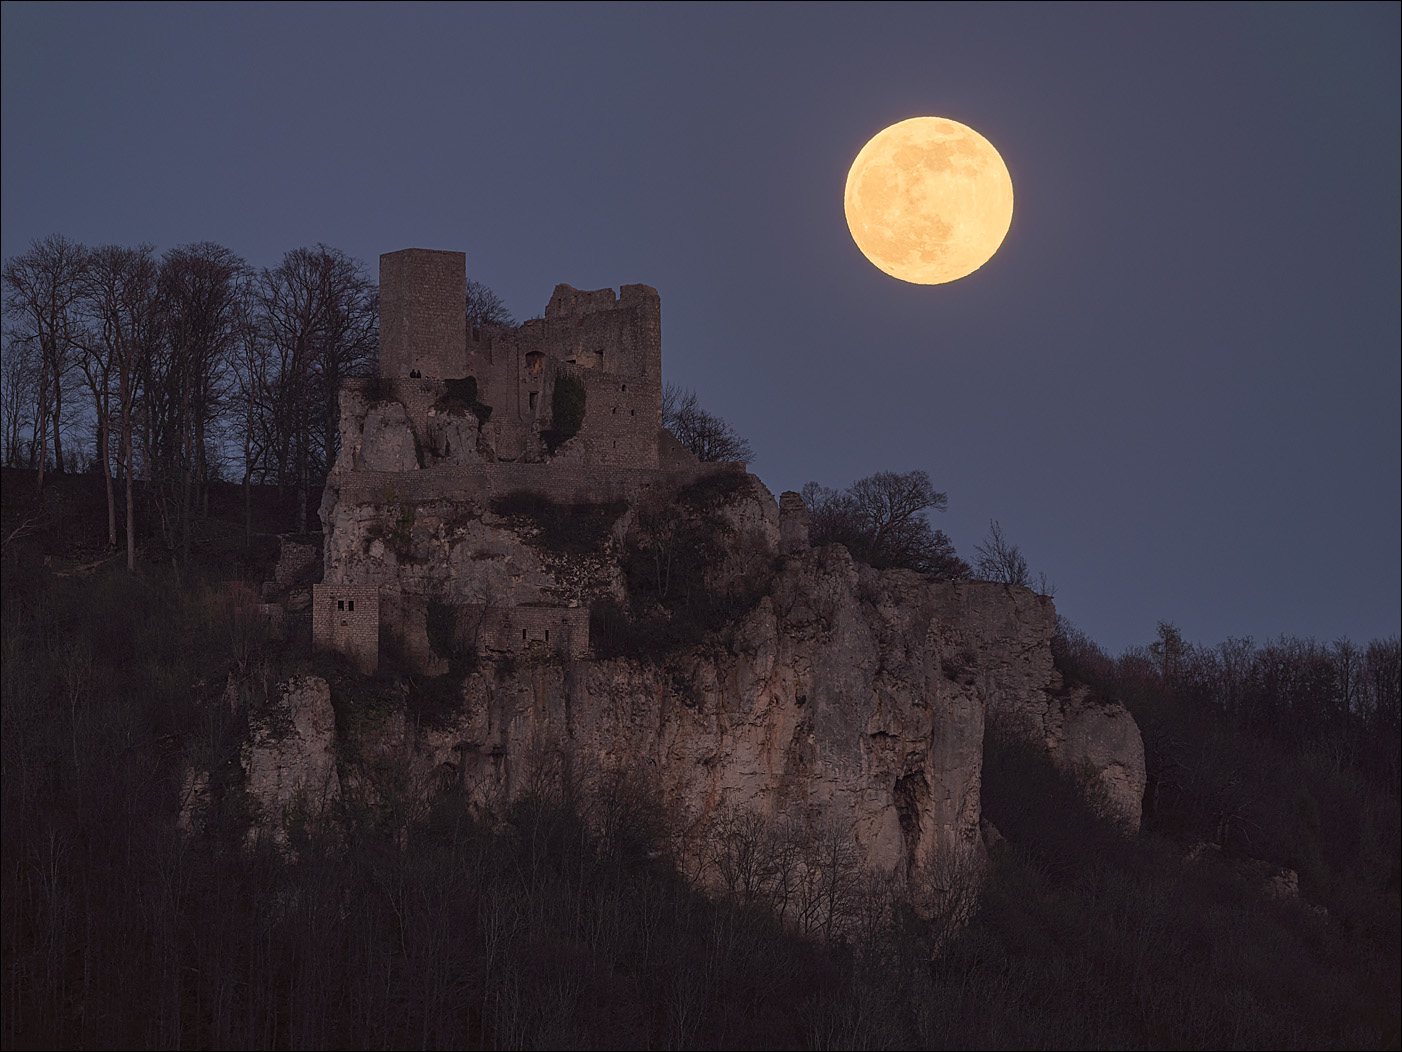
[379,248,467,379]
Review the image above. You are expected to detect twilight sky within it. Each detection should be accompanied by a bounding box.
[3,3,1398,654]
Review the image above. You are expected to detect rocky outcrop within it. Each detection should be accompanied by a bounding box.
[355,398,421,472]
[379,552,1059,890]
[988,674,1146,832]
[240,675,341,845]
[294,379,1148,895]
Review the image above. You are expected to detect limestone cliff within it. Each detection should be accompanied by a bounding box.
[416,553,1059,884]
[237,368,1148,897]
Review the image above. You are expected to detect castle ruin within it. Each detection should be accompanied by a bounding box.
[313,248,749,672]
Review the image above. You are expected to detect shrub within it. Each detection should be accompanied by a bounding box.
[442,376,477,406]
[434,377,492,420]
[361,374,396,404]
[425,600,459,662]
[544,373,586,451]
[491,490,625,554]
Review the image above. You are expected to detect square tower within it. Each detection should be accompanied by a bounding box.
[380,249,467,379]
[312,584,380,674]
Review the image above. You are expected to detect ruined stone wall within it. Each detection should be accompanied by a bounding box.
[379,249,468,379]
[543,283,660,380]
[376,247,662,469]
[461,281,663,468]
[311,583,380,674]
[563,367,662,467]
[482,604,589,658]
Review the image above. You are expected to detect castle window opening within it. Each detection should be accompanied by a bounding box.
[621,383,627,391]
[529,392,537,411]
[337,600,344,611]
[526,351,544,376]
[348,600,354,612]
[545,630,550,642]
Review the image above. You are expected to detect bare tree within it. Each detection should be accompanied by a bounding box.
[802,469,968,577]
[0,337,41,468]
[662,383,755,462]
[228,303,274,546]
[2,234,88,494]
[252,246,376,533]
[149,243,248,561]
[78,244,161,562]
[973,519,1030,587]
[466,279,514,328]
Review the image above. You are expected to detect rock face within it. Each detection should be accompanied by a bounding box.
[308,438,1145,886]
[240,675,341,844]
[393,551,1061,888]
[988,675,1146,832]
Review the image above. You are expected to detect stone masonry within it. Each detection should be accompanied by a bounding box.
[314,248,746,672]
[311,583,380,674]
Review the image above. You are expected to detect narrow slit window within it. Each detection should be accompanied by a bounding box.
[347,600,354,612]
[522,628,527,641]
[337,600,344,611]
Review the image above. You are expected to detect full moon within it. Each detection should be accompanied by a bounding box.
[845,117,1014,285]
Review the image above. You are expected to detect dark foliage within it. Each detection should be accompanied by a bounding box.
[596,473,771,658]
[802,470,970,578]
[543,373,586,452]
[962,714,1401,1049]
[441,375,477,406]
[361,373,397,405]
[490,490,626,554]
[434,376,493,421]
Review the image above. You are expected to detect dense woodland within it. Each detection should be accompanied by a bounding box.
[1,469,1397,1050]
[2,235,379,567]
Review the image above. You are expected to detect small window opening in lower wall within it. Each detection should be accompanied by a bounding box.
[522,628,527,641]
[337,600,344,611]
[347,600,354,612]
[545,630,550,642]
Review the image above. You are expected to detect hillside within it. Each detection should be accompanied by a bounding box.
[1,468,1398,1049]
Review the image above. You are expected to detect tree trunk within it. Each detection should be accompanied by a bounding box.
[34,357,51,496]
[102,411,116,547]
[125,425,136,571]
[51,381,64,474]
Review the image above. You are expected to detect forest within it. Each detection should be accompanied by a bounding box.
[2,235,379,569]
